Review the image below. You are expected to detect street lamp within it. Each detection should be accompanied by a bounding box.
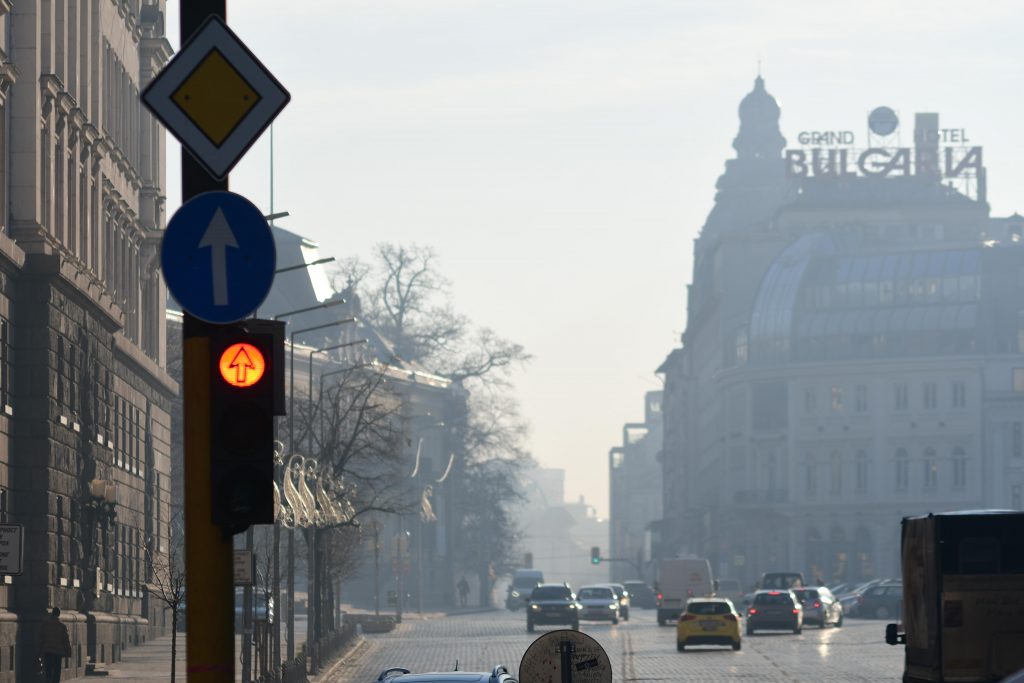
[278,313,354,663]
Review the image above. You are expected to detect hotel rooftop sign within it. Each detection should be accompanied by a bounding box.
[784,107,982,183]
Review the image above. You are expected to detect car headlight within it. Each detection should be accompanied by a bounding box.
[511,591,520,598]
[530,604,540,611]
[609,603,618,609]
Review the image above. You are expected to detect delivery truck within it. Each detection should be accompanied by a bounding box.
[885,510,1024,683]
[655,558,714,626]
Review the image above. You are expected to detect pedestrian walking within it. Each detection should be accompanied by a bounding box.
[38,607,71,683]
[457,576,470,607]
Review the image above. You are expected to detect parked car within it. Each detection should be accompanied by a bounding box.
[746,590,803,635]
[838,579,887,616]
[792,587,843,628]
[577,585,619,624]
[605,582,630,620]
[376,666,517,682]
[623,580,657,609]
[714,578,745,607]
[677,598,742,652]
[855,581,903,619]
[526,583,580,632]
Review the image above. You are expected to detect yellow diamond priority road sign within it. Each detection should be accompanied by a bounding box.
[142,17,289,179]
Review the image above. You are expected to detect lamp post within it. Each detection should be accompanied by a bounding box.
[408,420,447,614]
[82,478,116,674]
[274,309,351,662]
[366,519,383,616]
[305,339,366,670]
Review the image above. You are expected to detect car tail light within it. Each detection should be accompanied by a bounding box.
[747,608,757,615]
[792,609,799,614]
[723,614,737,621]
[813,602,821,608]
[657,593,663,601]
[680,614,696,622]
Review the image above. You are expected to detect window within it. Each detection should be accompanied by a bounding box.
[1014,484,1023,510]
[831,386,844,413]
[896,449,909,491]
[895,383,909,411]
[923,382,937,410]
[952,447,966,490]
[856,450,868,493]
[1015,423,1023,458]
[831,451,842,494]
[806,455,817,495]
[923,448,938,489]
[855,385,868,412]
[1015,369,1024,393]
[952,381,966,409]
[804,388,816,414]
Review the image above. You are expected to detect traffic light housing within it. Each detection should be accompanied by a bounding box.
[209,320,284,533]
[591,546,601,565]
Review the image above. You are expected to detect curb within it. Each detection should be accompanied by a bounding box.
[311,634,366,683]
[444,607,500,617]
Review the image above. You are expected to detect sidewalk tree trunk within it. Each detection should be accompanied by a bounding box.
[148,538,185,682]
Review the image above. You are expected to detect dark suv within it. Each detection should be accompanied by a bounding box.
[376,666,517,682]
[526,583,580,632]
[746,590,803,635]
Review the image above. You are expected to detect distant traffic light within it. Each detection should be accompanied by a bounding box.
[591,546,601,565]
[209,320,284,533]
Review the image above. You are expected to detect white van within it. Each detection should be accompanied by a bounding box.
[656,558,714,625]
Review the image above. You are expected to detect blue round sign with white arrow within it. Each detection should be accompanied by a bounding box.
[161,191,276,324]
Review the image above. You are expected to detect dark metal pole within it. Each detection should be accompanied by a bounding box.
[181,3,232,682]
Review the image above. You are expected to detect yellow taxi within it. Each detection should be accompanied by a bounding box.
[676,598,742,651]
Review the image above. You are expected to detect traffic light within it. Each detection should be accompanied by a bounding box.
[209,320,284,533]
[591,546,601,565]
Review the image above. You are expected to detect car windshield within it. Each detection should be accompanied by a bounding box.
[718,579,741,590]
[793,589,820,601]
[578,588,613,600]
[531,586,572,600]
[754,593,794,606]
[688,602,731,615]
[512,579,540,588]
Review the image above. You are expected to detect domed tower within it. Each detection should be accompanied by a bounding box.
[733,75,787,161]
[700,75,791,239]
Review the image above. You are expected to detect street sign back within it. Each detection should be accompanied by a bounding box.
[142,16,290,179]
[520,630,612,683]
[161,191,276,324]
[0,524,24,575]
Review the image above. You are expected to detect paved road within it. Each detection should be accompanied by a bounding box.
[326,608,903,682]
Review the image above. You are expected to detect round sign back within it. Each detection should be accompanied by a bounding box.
[519,629,612,683]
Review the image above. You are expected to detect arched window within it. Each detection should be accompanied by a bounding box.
[923,447,938,489]
[895,449,909,491]
[831,450,843,494]
[952,447,967,490]
[806,454,817,495]
[856,450,868,493]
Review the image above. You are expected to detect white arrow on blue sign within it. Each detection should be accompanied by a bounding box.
[161,192,276,324]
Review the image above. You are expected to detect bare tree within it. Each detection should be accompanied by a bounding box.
[149,538,185,682]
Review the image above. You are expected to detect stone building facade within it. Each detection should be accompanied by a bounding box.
[659,77,1024,589]
[0,1,175,680]
[608,391,662,583]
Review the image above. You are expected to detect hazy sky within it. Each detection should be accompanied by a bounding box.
[165,1,1024,517]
